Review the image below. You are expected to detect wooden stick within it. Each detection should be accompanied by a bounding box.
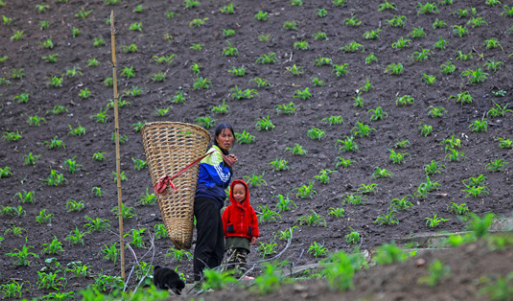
[110,10,126,281]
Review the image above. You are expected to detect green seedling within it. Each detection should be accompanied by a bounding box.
[111,203,136,219]
[308,241,328,258]
[495,138,513,149]
[23,153,40,165]
[235,130,256,144]
[294,87,312,100]
[396,95,414,106]
[463,185,489,198]
[455,50,473,61]
[461,68,488,85]
[65,66,82,77]
[385,63,404,75]
[298,210,326,227]
[392,196,414,210]
[194,77,213,90]
[422,74,436,85]
[11,68,25,79]
[286,143,307,156]
[71,27,80,37]
[365,52,378,64]
[128,22,142,32]
[394,139,411,148]
[425,214,450,228]
[2,131,22,142]
[201,269,237,289]
[336,157,356,168]
[132,158,147,171]
[26,115,46,126]
[316,8,328,17]
[219,2,235,14]
[345,227,361,244]
[66,199,85,212]
[78,88,91,99]
[43,170,68,186]
[433,19,448,29]
[424,160,445,175]
[222,28,235,37]
[42,136,65,150]
[467,17,488,28]
[102,242,119,264]
[412,49,432,62]
[426,106,447,117]
[269,158,289,171]
[313,31,328,40]
[243,172,267,187]
[190,43,204,50]
[368,106,388,121]
[372,166,394,179]
[308,128,325,140]
[194,116,216,129]
[314,169,336,184]
[254,115,275,131]
[1,205,25,217]
[122,43,138,53]
[469,119,488,132]
[36,209,53,224]
[357,183,378,194]
[121,66,135,78]
[283,20,298,30]
[332,63,349,77]
[251,77,271,88]
[486,159,509,172]
[363,29,381,40]
[351,121,375,137]
[151,71,166,82]
[387,15,406,27]
[6,244,39,266]
[345,15,361,26]
[448,202,469,215]
[392,37,411,49]
[445,148,465,162]
[450,91,473,105]
[172,91,186,103]
[378,0,397,11]
[337,136,359,152]
[294,40,309,50]
[84,216,110,232]
[275,194,297,212]
[419,123,433,137]
[484,38,503,50]
[41,236,65,255]
[321,116,343,126]
[389,149,407,164]
[409,27,426,39]
[375,205,399,225]
[258,34,271,42]
[434,37,449,50]
[295,182,317,199]
[258,205,281,223]
[255,11,268,21]
[42,53,58,63]
[65,227,86,246]
[14,93,30,104]
[342,193,366,205]
[14,190,35,204]
[480,272,513,300]
[484,60,503,72]
[417,2,439,15]
[88,58,99,67]
[452,25,468,37]
[0,280,28,299]
[222,41,238,56]
[11,30,24,41]
[165,248,192,261]
[92,152,106,161]
[285,64,304,75]
[211,100,230,114]
[138,188,156,206]
[340,41,364,52]
[75,7,92,18]
[328,207,345,218]
[112,171,127,182]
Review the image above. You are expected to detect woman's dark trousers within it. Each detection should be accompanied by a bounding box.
[193,197,224,281]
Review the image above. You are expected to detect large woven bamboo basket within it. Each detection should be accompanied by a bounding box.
[140,122,211,249]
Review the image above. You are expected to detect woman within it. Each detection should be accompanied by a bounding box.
[193,122,237,281]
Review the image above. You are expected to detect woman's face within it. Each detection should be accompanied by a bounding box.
[215,128,234,151]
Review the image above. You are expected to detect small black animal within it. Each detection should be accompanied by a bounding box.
[153,265,185,295]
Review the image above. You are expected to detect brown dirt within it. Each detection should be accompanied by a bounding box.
[0,0,512,300]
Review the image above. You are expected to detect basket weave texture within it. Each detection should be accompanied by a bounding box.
[141,122,210,249]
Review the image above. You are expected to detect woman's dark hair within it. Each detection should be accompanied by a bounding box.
[213,122,234,155]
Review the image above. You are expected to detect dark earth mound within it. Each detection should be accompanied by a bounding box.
[1,0,512,299]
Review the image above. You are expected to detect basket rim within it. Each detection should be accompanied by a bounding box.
[141,121,211,139]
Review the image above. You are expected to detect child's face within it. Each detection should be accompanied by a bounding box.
[232,184,246,204]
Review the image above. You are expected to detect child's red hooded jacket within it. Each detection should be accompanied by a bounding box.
[222,180,259,239]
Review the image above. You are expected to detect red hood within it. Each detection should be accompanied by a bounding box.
[229,180,250,208]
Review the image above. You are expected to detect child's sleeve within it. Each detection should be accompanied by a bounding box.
[250,207,259,237]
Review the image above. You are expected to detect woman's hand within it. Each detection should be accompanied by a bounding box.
[250,237,257,245]
[227,154,238,164]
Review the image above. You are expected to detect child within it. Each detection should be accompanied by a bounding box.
[222,180,259,278]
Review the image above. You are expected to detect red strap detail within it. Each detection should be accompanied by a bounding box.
[153,150,214,195]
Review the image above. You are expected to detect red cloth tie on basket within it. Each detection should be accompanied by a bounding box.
[153,150,214,195]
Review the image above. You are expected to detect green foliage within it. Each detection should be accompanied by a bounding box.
[66,199,85,212]
[480,272,513,301]
[257,241,278,257]
[351,121,375,138]
[276,102,297,115]
[387,15,407,27]
[448,202,469,215]
[125,228,146,248]
[375,204,399,225]
[308,241,328,257]
[328,207,345,218]
[345,15,362,26]
[269,158,289,171]
[343,193,366,205]
[487,158,509,172]
[6,243,39,266]
[43,170,68,186]
[418,260,450,286]
[314,169,336,184]
[102,242,119,264]
[467,213,494,238]
[345,227,360,244]
[307,128,325,140]
[294,87,312,100]
[389,149,407,164]
[14,190,35,204]
[294,182,317,199]
[255,115,275,131]
[258,205,281,223]
[392,196,414,210]
[396,95,414,106]
[336,157,356,168]
[298,210,326,227]
[243,172,267,187]
[372,166,393,179]
[165,247,192,261]
[425,214,450,228]
[286,143,307,156]
[337,136,359,152]
[424,160,445,175]
[374,242,408,264]
[321,251,359,291]
[235,130,256,144]
[65,227,86,246]
[111,203,136,219]
[42,236,65,255]
[275,194,297,212]
[36,209,53,224]
[385,62,404,75]
[194,116,216,129]
[84,216,110,232]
